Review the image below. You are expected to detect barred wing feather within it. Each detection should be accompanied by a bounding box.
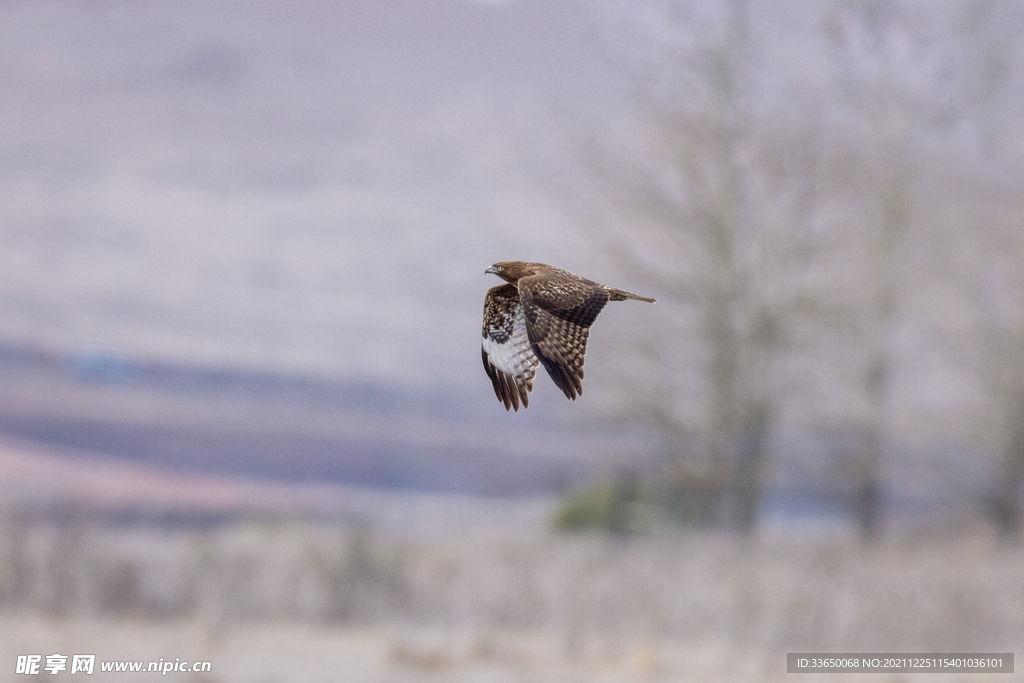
[481,284,539,412]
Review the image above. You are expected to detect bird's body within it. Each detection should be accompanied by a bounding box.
[481,261,656,411]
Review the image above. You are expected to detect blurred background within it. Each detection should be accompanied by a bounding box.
[1,0,1023,680]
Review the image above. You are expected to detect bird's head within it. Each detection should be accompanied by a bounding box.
[485,261,535,284]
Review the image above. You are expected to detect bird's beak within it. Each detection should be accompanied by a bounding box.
[485,265,500,275]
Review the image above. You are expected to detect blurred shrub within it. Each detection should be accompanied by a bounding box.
[656,466,724,527]
[553,468,723,533]
[553,474,646,534]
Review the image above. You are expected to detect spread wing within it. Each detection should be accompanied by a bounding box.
[518,272,610,401]
[481,284,540,412]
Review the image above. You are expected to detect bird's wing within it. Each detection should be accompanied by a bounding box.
[481,283,540,412]
[517,272,609,401]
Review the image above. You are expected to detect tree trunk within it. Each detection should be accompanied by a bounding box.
[731,399,771,533]
[991,402,1024,543]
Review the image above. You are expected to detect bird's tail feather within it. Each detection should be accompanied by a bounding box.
[607,288,657,303]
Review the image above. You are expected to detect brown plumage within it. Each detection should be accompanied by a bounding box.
[481,261,656,411]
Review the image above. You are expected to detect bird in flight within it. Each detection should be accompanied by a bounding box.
[481,261,656,411]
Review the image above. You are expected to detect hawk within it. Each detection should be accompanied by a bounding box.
[481,261,656,411]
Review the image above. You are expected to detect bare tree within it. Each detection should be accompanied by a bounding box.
[580,0,830,532]
[826,0,1018,538]
[970,204,1024,542]
[957,2,1024,543]
[825,2,917,538]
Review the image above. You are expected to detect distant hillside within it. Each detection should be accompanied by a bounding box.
[0,340,640,496]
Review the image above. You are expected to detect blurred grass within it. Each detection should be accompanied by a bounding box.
[1,507,1020,655]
